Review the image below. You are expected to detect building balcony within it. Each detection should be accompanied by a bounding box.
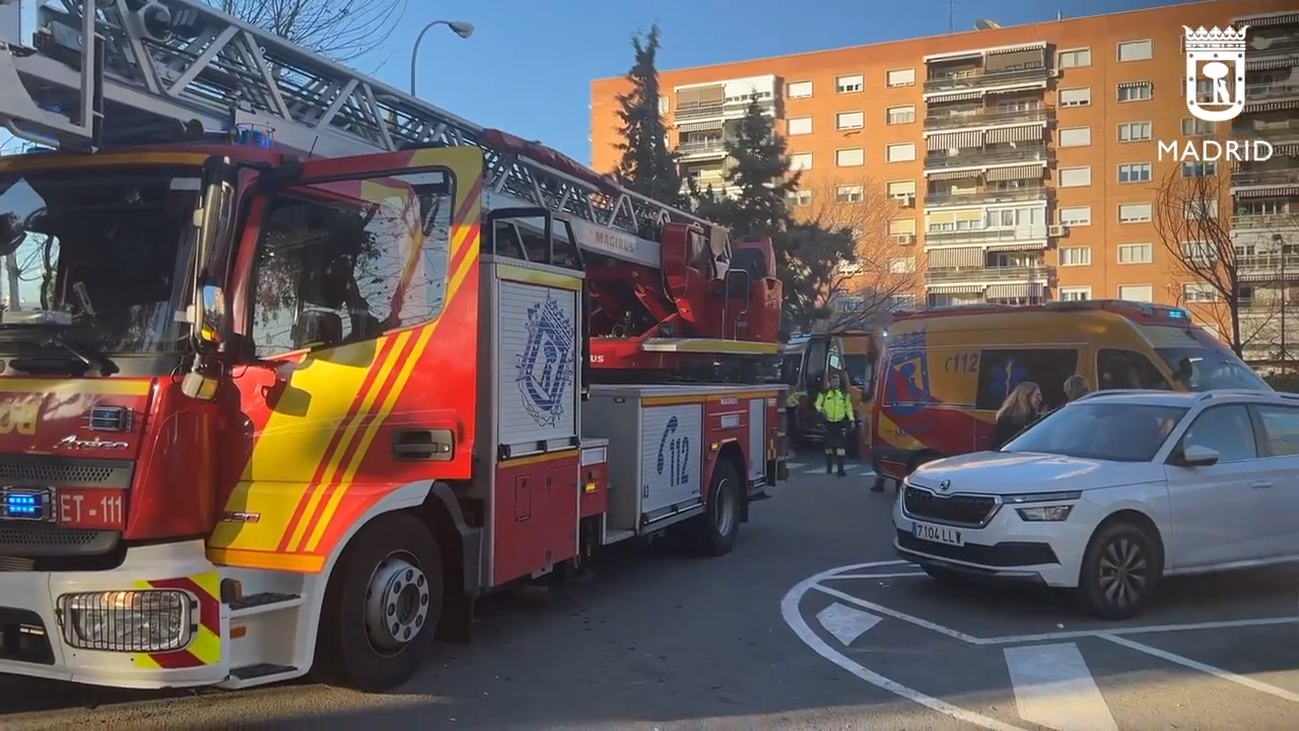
[676,138,729,158]
[1233,213,1299,232]
[924,146,1049,170]
[924,186,1048,208]
[1237,254,1299,282]
[923,105,1052,131]
[923,66,1048,94]
[674,98,775,123]
[1233,168,1299,191]
[1246,82,1299,107]
[925,264,1050,285]
[925,225,1050,245]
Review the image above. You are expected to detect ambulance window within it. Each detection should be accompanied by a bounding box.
[247,170,453,357]
[1098,349,1171,391]
[975,349,1079,410]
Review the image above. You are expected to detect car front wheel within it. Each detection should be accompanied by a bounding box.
[1076,520,1162,620]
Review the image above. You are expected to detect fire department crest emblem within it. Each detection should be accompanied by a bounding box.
[516,293,575,428]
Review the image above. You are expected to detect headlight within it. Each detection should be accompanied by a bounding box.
[1016,505,1074,522]
[58,590,192,652]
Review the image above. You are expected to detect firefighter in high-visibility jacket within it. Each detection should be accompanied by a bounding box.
[815,373,856,477]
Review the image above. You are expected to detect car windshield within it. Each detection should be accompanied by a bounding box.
[1156,347,1270,391]
[843,353,871,389]
[0,164,201,352]
[1003,402,1189,462]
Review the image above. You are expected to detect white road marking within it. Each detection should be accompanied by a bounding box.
[1097,633,1299,703]
[788,462,807,469]
[782,563,1030,731]
[1004,643,1118,731]
[812,582,987,644]
[821,571,928,580]
[815,602,882,645]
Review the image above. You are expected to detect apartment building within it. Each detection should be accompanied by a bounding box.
[588,0,1299,355]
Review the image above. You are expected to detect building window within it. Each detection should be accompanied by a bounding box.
[889,218,917,238]
[787,80,813,99]
[836,111,864,130]
[885,142,916,162]
[1182,161,1217,178]
[1185,198,1219,219]
[1059,126,1092,147]
[836,74,864,94]
[889,256,917,274]
[887,180,916,198]
[1118,162,1152,183]
[658,95,669,114]
[1182,283,1217,302]
[1059,286,1092,301]
[786,117,813,136]
[1118,284,1154,302]
[1117,81,1154,102]
[886,68,916,87]
[1058,166,1092,187]
[890,294,918,310]
[1182,241,1216,264]
[836,184,864,203]
[1059,87,1091,107]
[1059,246,1092,266]
[1059,206,1092,226]
[1057,48,1091,68]
[1117,39,1153,62]
[788,190,813,207]
[1181,118,1216,135]
[1118,243,1153,264]
[1118,202,1153,223]
[1118,121,1152,142]
[887,105,915,125]
[790,152,813,171]
[836,148,865,167]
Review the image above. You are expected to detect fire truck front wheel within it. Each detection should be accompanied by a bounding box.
[313,512,444,692]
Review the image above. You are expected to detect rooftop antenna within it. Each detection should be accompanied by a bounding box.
[974,18,1002,30]
[948,0,961,33]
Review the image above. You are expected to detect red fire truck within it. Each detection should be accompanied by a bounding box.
[0,0,788,691]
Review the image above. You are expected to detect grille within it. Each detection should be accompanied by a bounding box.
[903,486,997,526]
[0,455,133,487]
[0,525,119,556]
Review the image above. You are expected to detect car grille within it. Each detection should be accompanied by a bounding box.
[903,486,997,526]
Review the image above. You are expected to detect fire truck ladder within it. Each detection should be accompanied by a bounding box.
[0,0,714,242]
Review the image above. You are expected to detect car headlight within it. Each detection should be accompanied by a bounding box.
[1016,505,1074,522]
[58,590,192,652]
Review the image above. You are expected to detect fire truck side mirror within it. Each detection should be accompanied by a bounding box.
[198,284,227,346]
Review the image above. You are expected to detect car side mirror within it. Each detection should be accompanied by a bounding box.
[1178,444,1220,467]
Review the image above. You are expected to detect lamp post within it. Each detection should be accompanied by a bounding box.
[1274,232,1288,369]
[410,20,474,96]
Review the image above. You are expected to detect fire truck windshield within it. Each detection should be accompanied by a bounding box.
[0,165,201,353]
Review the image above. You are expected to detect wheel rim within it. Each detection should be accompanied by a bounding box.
[363,552,432,657]
[714,478,737,538]
[1096,536,1148,609]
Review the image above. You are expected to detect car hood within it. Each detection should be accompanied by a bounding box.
[908,451,1164,495]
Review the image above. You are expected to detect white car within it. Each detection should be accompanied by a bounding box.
[892,388,1299,620]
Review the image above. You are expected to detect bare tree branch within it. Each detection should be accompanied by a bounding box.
[208,0,407,63]
[792,175,921,328]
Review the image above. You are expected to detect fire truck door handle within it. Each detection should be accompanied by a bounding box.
[392,429,455,461]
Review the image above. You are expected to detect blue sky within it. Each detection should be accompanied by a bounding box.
[4,0,1181,163]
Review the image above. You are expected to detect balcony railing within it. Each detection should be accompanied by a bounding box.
[675,98,775,122]
[924,146,1049,169]
[1233,169,1299,188]
[1238,254,1299,277]
[923,66,1049,93]
[677,138,729,155]
[1233,214,1299,231]
[925,187,1048,207]
[1247,83,1299,104]
[925,265,1051,283]
[925,225,1050,244]
[923,105,1052,130]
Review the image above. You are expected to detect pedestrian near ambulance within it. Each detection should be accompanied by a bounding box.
[816,372,855,477]
[991,381,1042,450]
[1063,374,1090,403]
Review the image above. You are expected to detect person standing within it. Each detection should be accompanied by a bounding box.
[991,381,1042,450]
[1062,374,1090,403]
[816,373,855,477]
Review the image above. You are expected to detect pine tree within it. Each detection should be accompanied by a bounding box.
[613,25,683,207]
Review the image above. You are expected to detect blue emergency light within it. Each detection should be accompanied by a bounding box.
[1168,309,1188,319]
[232,124,275,149]
[2,492,41,519]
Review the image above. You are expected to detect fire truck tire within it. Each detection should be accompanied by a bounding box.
[312,512,443,692]
[691,459,742,557]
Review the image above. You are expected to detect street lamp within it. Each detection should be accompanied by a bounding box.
[410,20,474,96]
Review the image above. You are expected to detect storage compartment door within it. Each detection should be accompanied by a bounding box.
[639,403,703,517]
[496,280,581,455]
[748,397,766,481]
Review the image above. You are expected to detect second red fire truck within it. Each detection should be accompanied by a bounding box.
[0,0,788,691]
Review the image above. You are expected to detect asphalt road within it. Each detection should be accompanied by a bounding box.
[2,459,1297,730]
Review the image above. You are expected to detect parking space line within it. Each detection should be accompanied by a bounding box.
[1097,633,1299,703]
[821,571,928,580]
[811,582,987,645]
[983,616,1299,646]
[1004,643,1118,731]
[815,603,882,645]
[784,571,1031,731]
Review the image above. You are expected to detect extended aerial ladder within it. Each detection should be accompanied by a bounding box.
[0,0,782,377]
